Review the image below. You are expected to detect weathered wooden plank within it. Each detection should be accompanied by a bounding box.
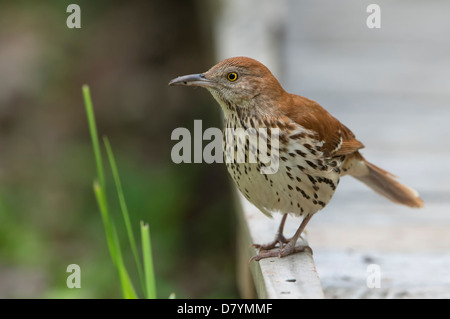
[213,0,450,298]
[283,0,450,298]
[313,250,450,299]
[212,0,324,299]
[235,190,324,299]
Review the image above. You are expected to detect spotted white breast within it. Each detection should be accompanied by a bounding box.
[223,114,344,218]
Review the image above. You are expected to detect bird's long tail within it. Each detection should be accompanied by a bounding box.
[346,154,424,208]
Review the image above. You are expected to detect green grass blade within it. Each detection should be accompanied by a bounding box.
[82,85,105,191]
[141,221,157,299]
[94,181,137,299]
[111,226,138,299]
[93,181,117,263]
[83,85,138,299]
[104,137,145,294]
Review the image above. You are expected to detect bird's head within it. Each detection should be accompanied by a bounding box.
[169,57,286,115]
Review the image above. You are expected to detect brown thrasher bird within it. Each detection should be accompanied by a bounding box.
[169,57,424,261]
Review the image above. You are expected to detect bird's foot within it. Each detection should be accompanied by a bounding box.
[251,233,290,251]
[249,243,312,262]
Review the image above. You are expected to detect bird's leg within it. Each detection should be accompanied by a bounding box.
[250,214,313,262]
[251,214,289,250]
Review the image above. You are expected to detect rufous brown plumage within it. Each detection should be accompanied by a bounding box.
[169,56,423,261]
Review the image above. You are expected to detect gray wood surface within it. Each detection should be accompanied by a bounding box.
[283,0,450,298]
[236,191,324,299]
[215,0,325,299]
[214,0,450,298]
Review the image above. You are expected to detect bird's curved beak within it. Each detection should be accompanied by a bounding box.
[168,73,213,88]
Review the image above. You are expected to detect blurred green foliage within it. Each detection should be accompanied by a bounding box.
[0,0,237,298]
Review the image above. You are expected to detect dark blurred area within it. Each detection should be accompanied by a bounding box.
[0,0,236,298]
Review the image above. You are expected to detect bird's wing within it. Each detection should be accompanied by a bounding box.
[281,94,365,158]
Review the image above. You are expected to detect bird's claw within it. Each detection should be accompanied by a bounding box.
[249,244,313,262]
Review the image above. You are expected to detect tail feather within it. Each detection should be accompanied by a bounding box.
[354,160,424,208]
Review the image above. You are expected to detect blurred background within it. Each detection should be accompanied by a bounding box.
[0,0,236,298]
[1,0,449,298]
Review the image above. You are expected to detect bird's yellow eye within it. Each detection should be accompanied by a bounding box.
[227,72,238,82]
